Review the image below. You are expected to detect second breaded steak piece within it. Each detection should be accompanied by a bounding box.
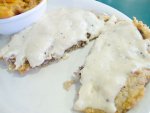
[74,17,150,113]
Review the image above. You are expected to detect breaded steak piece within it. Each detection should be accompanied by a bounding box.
[74,17,150,113]
[0,8,105,74]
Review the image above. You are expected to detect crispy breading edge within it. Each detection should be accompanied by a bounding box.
[133,17,150,39]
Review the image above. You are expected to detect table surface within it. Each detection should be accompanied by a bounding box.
[98,0,150,26]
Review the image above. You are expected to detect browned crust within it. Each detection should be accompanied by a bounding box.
[65,40,87,53]
[63,80,74,91]
[133,17,150,39]
[17,61,30,74]
[83,108,105,113]
[115,69,150,113]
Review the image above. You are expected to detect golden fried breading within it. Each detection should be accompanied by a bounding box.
[133,17,150,39]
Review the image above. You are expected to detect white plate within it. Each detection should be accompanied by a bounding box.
[0,0,150,113]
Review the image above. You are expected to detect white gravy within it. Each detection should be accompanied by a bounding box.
[0,8,104,69]
[74,18,150,113]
